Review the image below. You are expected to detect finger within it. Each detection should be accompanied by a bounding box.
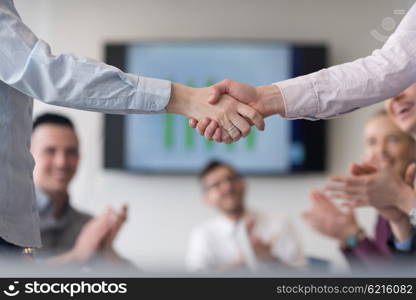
[106,206,128,243]
[189,118,198,128]
[340,201,356,209]
[237,104,265,131]
[99,207,115,224]
[196,117,211,136]
[224,124,242,142]
[204,120,219,140]
[340,198,369,207]
[221,129,233,144]
[328,176,367,187]
[119,204,128,221]
[220,126,233,143]
[310,193,338,212]
[309,189,328,202]
[229,113,250,139]
[325,184,364,195]
[328,192,368,205]
[404,162,416,188]
[349,163,376,176]
[213,128,222,143]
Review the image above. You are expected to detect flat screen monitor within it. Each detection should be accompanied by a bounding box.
[104,41,327,175]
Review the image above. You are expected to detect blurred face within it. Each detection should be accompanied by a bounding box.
[364,115,416,177]
[201,166,245,216]
[385,84,416,136]
[31,124,79,194]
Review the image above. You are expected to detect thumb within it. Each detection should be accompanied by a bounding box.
[405,162,416,188]
[208,80,228,104]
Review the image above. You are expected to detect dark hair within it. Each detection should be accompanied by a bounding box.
[33,113,74,132]
[199,160,240,180]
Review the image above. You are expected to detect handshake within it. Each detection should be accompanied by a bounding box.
[166,79,286,144]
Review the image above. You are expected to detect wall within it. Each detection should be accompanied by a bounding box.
[13,0,414,272]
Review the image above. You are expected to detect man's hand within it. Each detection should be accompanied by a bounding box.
[47,208,116,265]
[102,205,128,250]
[188,79,285,142]
[101,205,129,263]
[166,83,265,143]
[302,190,361,245]
[245,216,276,262]
[47,206,128,265]
[208,79,285,118]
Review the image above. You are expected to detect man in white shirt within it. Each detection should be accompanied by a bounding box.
[186,161,305,273]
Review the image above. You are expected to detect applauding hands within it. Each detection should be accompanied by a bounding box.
[48,205,129,265]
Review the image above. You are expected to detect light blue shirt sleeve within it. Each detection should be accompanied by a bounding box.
[394,238,413,252]
[0,0,171,114]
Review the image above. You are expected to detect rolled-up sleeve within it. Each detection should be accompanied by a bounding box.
[275,3,416,120]
[0,1,170,114]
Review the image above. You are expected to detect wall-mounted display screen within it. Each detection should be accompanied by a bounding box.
[104,41,327,174]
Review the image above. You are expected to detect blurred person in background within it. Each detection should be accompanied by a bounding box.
[31,113,133,269]
[186,161,305,273]
[0,0,265,256]
[304,110,416,270]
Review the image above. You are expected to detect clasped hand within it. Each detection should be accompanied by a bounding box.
[166,79,284,143]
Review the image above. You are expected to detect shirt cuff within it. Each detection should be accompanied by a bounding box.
[394,238,413,252]
[134,76,171,112]
[273,75,320,120]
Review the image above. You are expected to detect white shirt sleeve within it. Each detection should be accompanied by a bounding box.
[275,3,416,120]
[185,228,215,272]
[0,0,170,114]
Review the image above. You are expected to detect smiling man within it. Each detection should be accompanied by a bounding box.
[31,113,130,267]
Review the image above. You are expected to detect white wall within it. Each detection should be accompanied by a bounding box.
[13,0,414,272]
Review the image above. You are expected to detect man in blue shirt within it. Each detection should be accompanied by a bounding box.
[0,0,265,254]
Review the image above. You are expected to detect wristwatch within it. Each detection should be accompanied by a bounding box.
[409,209,416,228]
[345,228,366,249]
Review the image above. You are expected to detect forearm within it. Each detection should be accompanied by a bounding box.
[0,4,170,114]
[255,84,286,117]
[166,83,195,116]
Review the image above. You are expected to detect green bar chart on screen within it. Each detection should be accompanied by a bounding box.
[123,42,295,172]
[163,114,174,149]
[162,115,257,152]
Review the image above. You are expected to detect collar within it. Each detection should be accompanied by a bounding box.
[216,211,255,237]
[35,188,72,230]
